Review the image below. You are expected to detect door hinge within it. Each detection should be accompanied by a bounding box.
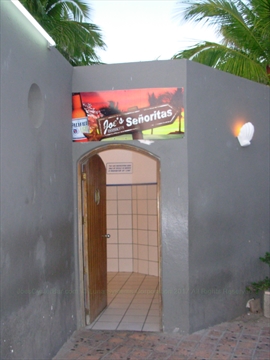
[82,216,85,225]
[82,172,87,180]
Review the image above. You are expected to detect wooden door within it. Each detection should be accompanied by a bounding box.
[82,154,107,324]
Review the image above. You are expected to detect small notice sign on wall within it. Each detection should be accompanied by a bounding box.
[107,162,133,174]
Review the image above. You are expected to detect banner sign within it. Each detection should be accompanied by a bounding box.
[72,87,184,142]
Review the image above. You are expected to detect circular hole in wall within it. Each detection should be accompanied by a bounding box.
[28,83,45,128]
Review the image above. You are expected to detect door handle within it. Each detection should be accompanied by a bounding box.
[102,234,111,238]
[94,189,100,205]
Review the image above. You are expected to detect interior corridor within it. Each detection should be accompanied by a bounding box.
[87,272,161,331]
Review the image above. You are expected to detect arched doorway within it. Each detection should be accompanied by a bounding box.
[77,144,161,331]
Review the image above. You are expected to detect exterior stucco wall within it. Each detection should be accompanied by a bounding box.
[1,2,269,356]
[0,2,75,358]
[186,61,270,332]
[72,60,190,333]
[72,60,269,335]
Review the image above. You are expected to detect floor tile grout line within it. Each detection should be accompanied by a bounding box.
[139,275,159,328]
[211,328,233,360]
[89,272,134,328]
[207,325,247,360]
[110,275,144,302]
[251,326,263,360]
[116,274,146,330]
[227,324,245,360]
[107,272,134,304]
[89,272,161,331]
[141,282,160,331]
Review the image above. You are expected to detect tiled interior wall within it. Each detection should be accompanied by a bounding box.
[107,184,158,276]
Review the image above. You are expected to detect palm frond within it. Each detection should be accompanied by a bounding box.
[46,0,91,20]
[20,0,106,66]
[173,41,269,84]
[174,0,270,84]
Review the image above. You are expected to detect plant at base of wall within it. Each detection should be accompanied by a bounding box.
[246,252,270,318]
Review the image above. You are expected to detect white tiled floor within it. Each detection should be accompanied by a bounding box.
[87,272,161,331]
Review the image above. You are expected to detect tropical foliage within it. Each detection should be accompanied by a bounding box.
[173,0,270,85]
[246,252,270,293]
[20,0,106,66]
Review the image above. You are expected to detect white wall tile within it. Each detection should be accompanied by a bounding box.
[132,199,137,214]
[107,258,119,272]
[107,244,118,258]
[106,184,159,277]
[117,186,131,199]
[118,214,132,229]
[107,214,118,229]
[133,259,138,272]
[118,200,132,214]
[147,200,157,215]
[137,185,147,199]
[133,243,138,258]
[132,229,138,244]
[138,199,148,214]
[138,245,148,260]
[148,246,158,262]
[132,214,137,228]
[138,230,148,245]
[118,229,133,243]
[107,186,117,200]
[107,200,117,214]
[132,185,137,198]
[119,258,133,272]
[147,185,157,199]
[149,261,158,276]
[138,215,147,230]
[119,244,132,258]
[138,260,148,274]
[148,231,158,246]
[148,215,157,231]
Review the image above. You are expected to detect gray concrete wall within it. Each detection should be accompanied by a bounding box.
[0,2,76,358]
[1,2,268,352]
[72,60,190,333]
[73,60,269,334]
[186,61,270,332]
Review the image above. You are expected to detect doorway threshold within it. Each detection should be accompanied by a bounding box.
[86,272,161,331]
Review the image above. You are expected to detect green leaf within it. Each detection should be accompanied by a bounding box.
[173,0,270,85]
[20,0,106,66]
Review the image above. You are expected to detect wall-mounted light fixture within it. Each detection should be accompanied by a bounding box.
[11,0,56,47]
[237,122,255,147]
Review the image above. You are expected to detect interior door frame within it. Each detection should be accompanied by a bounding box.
[77,143,162,327]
